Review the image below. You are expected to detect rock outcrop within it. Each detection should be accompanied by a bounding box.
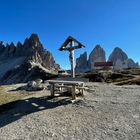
[0,34,60,84]
[75,46,139,72]
[127,59,139,68]
[109,47,138,69]
[75,52,88,72]
[0,42,5,54]
[75,45,106,72]
[88,45,106,69]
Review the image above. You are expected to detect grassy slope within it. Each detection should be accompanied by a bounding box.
[0,86,32,106]
[115,77,140,85]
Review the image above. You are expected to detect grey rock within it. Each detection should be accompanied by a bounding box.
[27,80,44,91]
[109,47,138,69]
[127,59,138,68]
[109,47,128,66]
[0,43,9,58]
[8,42,16,57]
[15,42,23,56]
[0,60,58,84]
[75,46,139,72]
[42,50,59,70]
[88,45,106,69]
[0,34,60,84]
[0,41,5,54]
[136,62,139,68]
[75,52,88,72]
[35,79,43,84]
[27,81,37,87]
[75,45,106,72]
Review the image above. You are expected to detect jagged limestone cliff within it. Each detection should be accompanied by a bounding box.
[0,34,60,84]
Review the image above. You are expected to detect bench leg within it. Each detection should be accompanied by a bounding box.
[81,83,84,96]
[71,85,76,100]
[81,89,84,97]
[60,84,64,92]
[50,84,55,97]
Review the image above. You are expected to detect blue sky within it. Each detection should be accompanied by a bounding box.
[0,0,140,69]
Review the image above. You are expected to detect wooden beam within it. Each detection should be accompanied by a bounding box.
[59,36,85,51]
[69,41,75,78]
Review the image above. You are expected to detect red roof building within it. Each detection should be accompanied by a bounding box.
[94,61,113,69]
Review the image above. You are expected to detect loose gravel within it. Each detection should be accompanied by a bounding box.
[0,83,140,140]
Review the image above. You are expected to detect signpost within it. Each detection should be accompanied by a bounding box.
[59,36,85,78]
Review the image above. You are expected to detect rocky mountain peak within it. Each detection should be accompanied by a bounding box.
[75,45,106,72]
[28,34,41,48]
[23,34,41,47]
[89,45,106,61]
[0,41,4,47]
[22,34,44,57]
[88,44,106,69]
[17,42,22,48]
[94,44,102,49]
[75,52,88,72]
[29,33,40,41]
[10,42,15,47]
[110,47,128,60]
[114,47,123,51]
[75,46,139,72]
[0,41,5,53]
[109,47,138,69]
[0,34,60,84]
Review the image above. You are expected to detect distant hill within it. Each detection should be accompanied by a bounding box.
[0,34,60,84]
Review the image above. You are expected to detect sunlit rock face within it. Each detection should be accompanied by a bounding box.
[109,47,138,69]
[88,45,106,69]
[127,59,139,68]
[75,46,139,72]
[75,45,106,72]
[0,34,60,84]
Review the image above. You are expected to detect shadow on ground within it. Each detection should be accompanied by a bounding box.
[0,95,72,128]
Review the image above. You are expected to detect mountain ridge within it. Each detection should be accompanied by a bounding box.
[0,34,60,84]
[75,45,139,72]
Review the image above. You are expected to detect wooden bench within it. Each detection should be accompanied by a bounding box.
[47,80,85,100]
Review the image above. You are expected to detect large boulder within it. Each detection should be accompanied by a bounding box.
[26,79,44,91]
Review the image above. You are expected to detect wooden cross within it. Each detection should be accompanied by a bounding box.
[59,36,85,78]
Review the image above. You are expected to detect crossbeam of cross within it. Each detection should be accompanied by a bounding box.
[59,36,85,78]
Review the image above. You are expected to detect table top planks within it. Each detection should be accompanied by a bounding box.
[47,80,84,86]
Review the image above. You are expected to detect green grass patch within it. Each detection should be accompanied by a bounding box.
[0,86,33,106]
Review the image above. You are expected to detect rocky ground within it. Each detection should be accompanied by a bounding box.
[0,82,140,140]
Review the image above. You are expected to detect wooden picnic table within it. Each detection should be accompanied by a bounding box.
[47,80,85,100]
